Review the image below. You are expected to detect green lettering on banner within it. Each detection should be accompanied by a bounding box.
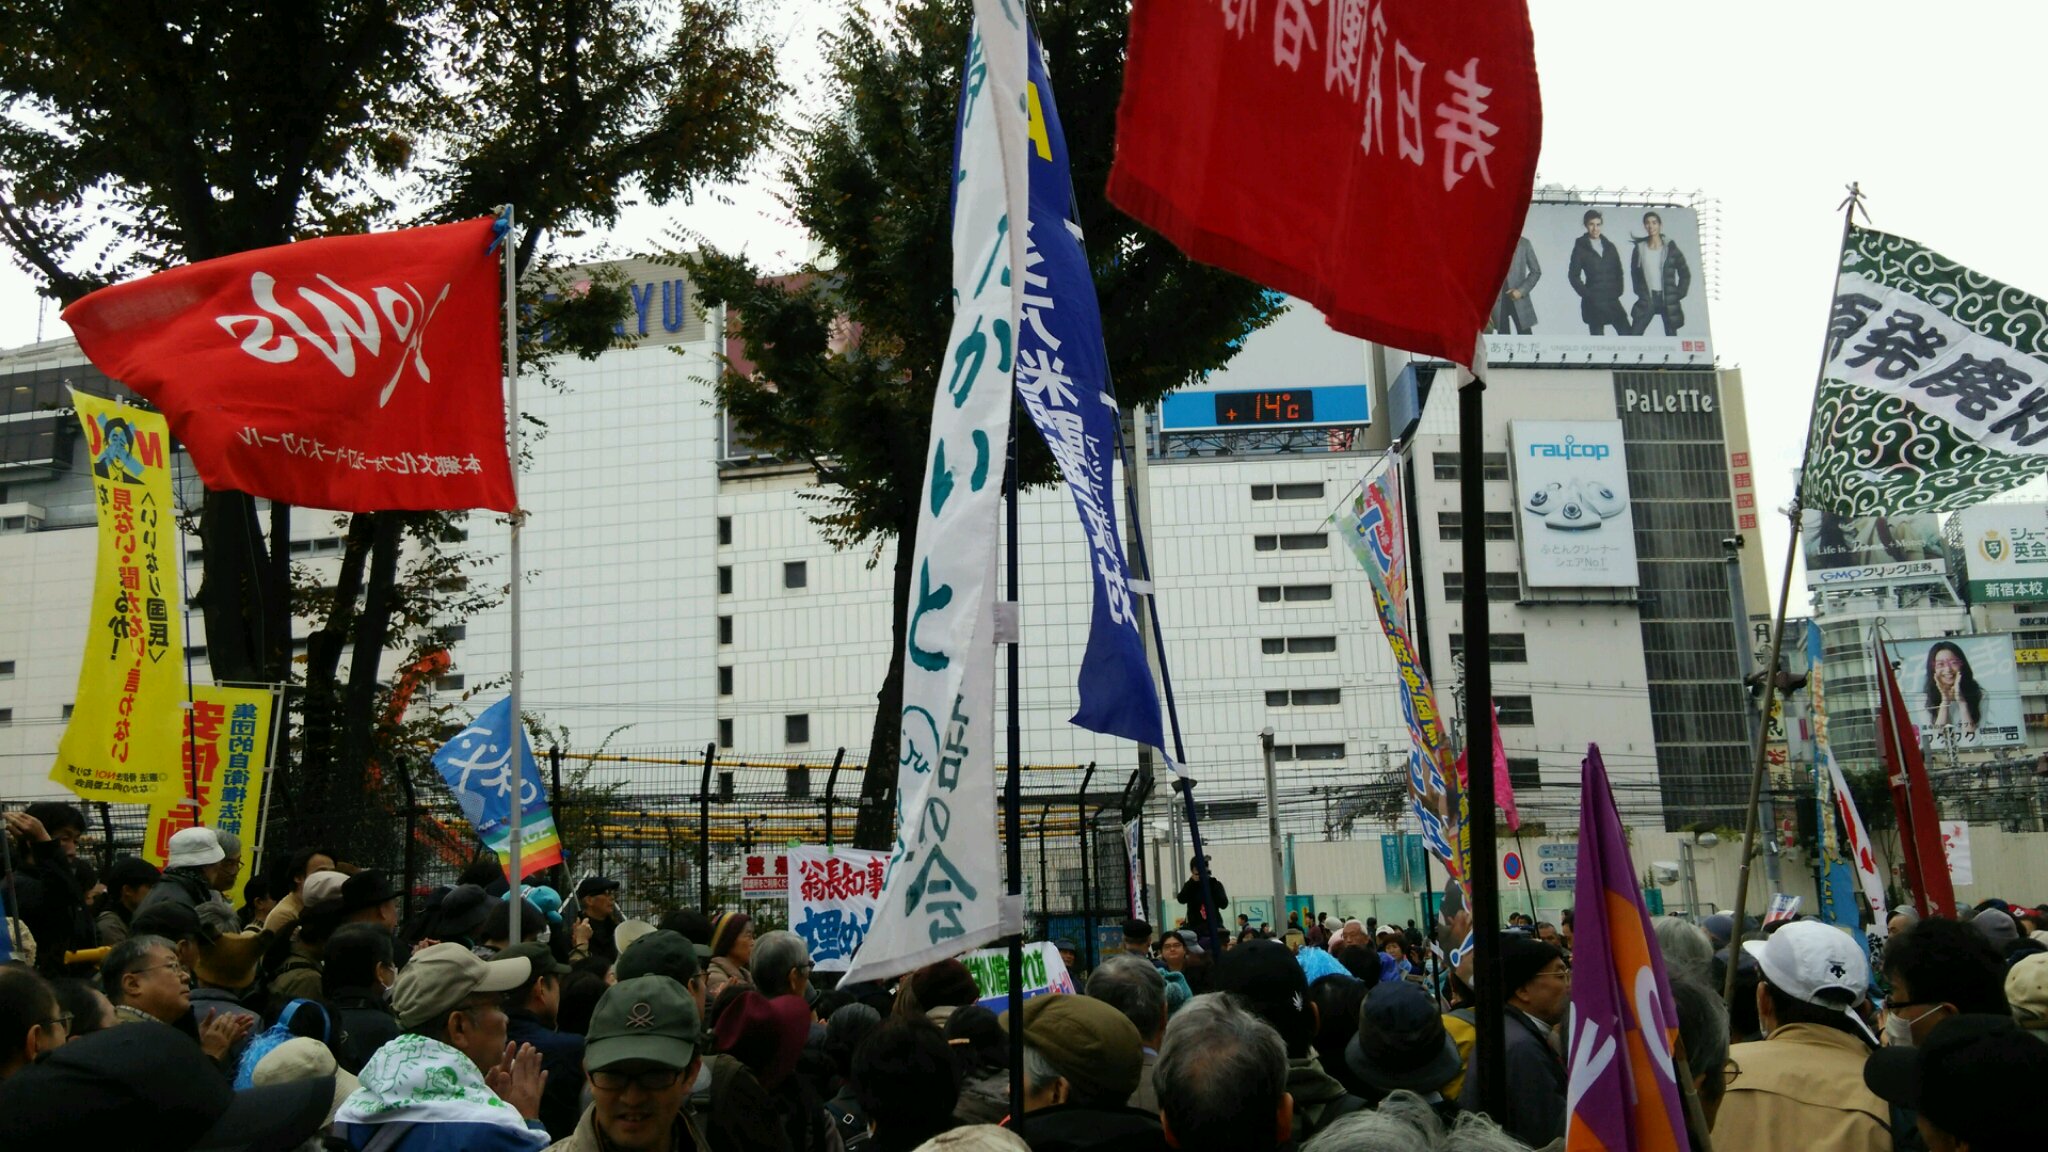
[1023,949,1046,987]
[970,430,991,490]
[908,560,953,671]
[974,215,1009,297]
[930,441,955,514]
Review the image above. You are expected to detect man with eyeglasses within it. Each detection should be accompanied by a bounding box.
[551,975,709,1152]
[1456,934,1571,1148]
[100,933,250,1064]
[0,966,67,1080]
[334,942,549,1151]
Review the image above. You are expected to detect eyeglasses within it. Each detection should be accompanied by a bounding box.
[134,960,191,981]
[1536,966,1573,981]
[591,1068,685,1092]
[40,1012,73,1033]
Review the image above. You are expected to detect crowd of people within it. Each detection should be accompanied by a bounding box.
[3,807,2046,1152]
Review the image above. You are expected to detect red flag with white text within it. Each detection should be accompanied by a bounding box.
[1108,0,1541,368]
[62,218,514,512]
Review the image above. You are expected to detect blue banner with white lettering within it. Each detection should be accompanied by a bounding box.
[432,695,563,878]
[1015,26,1165,754]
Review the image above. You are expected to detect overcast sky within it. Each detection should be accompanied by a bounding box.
[4,1,2045,596]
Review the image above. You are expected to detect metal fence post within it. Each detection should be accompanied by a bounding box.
[395,752,418,923]
[825,748,846,848]
[699,743,716,910]
[1078,761,1096,967]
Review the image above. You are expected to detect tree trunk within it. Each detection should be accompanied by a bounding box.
[299,513,378,803]
[198,490,270,685]
[339,513,406,778]
[853,518,919,850]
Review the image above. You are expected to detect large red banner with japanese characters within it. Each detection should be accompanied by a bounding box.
[1108,0,1541,368]
[62,218,515,512]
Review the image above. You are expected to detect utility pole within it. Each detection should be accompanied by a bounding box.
[1262,729,1285,934]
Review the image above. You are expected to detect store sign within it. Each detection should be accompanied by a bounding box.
[1510,420,1640,588]
[1621,387,1716,415]
[2018,649,2048,665]
[1953,503,2048,602]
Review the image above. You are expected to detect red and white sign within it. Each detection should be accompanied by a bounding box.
[741,853,789,894]
[1108,0,1542,368]
[1939,821,1974,886]
[63,218,515,513]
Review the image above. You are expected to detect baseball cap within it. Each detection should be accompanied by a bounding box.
[576,875,621,900]
[616,929,703,985]
[1212,939,1312,1052]
[1865,1014,2048,1146]
[0,1023,333,1150]
[388,942,532,1030]
[1743,920,1868,1010]
[615,918,657,953]
[301,870,348,908]
[252,1036,359,1127]
[1347,980,1462,1094]
[2006,953,2048,1030]
[1003,994,1143,1104]
[496,940,571,980]
[587,975,703,1072]
[338,869,400,914]
[166,827,225,869]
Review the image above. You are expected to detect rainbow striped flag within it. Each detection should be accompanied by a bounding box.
[433,695,563,880]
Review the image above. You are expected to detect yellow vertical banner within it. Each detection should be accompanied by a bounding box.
[143,685,274,900]
[52,391,187,802]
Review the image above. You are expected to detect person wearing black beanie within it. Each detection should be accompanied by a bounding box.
[1456,934,1568,1147]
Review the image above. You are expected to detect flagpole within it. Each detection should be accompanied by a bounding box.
[1004,409,1026,1139]
[502,204,524,941]
[1722,185,1862,1005]
[1456,368,1506,1123]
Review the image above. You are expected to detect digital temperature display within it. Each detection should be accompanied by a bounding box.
[1213,390,1314,426]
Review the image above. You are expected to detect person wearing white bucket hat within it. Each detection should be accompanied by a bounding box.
[138,827,228,914]
[1711,921,1888,1152]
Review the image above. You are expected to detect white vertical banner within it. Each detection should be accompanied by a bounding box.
[842,0,1029,985]
[1824,747,1889,927]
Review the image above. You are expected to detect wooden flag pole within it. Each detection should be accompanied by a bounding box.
[1723,185,1863,1005]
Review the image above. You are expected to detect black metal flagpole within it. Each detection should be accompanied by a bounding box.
[1458,370,1507,1123]
[1004,413,1026,1136]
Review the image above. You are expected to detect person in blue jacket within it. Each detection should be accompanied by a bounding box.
[334,942,551,1150]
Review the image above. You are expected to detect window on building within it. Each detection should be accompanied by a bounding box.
[61,704,73,720]
[718,565,733,595]
[1495,696,1536,726]
[785,714,811,745]
[1506,758,1542,790]
[1281,533,1326,551]
[787,766,812,799]
[1262,638,1286,655]
[1438,512,1463,541]
[185,645,208,661]
[1250,484,1274,501]
[1448,633,1529,663]
[1441,572,1520,602]
[717,516,732,546]
[1483,512,1516,540]
[432,624,467,645]
[440,526,469,543]
[186,548,205,565]
[718,666,733,696]
[784,561,808,590]
[0,708,11,726]
[0,660,12,677]
[1276,482,1325,500]
[1431,452,1509,482]
[434,674,465,691]
[1275,742,1345,761]
[718,718,734,749]
[1285,584,1333,602]
[1254,535,1278,552]
[1258,586,1282,603]
[1264,635,1337,656]
[718,615,733,645]
[1269,687,1343,706]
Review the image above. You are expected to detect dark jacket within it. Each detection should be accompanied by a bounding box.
[1175,877,1228,940]
[1014,1104,1169,1152]
[1567,234,1627,318]
[139,867,217,913]
[265,940,325,1020]
[8,838,84,972]
[189,986,263,1069]
[506,1009,587,1142]
[1628,239,1692,330]
[1457,1007,1566,1148]
[328,986,401,1074]
[1287,1055,1368,1144]
[706,1053,833,1152]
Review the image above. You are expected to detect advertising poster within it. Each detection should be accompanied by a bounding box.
[787,845,887,973]
[1801,509,1947,588]
[53,391,188,803]
[1889,633,2025,748]
[1510,420,1640,588]
[1484,202,1712,365]
[1953,503,2048,602]
[144,685,275,900]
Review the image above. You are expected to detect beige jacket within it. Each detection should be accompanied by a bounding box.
[1711,1023,1890,1152]
[547,1101,711,1151]
[706,955,749,999]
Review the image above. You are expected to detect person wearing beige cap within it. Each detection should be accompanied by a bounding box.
[2006,952,2048,1042]
[1002,992,1165,1152]
[266,868,347,1016]
[255,1035,361,1129]
[333,941,551,1151]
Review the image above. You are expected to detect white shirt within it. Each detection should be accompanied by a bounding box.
[1585,234,1606,257]
[1641,241,1665,290]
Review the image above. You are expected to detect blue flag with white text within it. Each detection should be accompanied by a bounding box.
[1015,26,1166,755]
[432,696,562,878]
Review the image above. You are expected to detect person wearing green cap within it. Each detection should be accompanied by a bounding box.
[550,975,710,1152]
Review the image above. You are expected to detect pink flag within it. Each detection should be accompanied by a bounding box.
[1454,700,1523,832]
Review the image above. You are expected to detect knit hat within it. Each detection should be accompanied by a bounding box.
[1346,980,1461,1093]
[1974,908,2021,949]
[710,911,753,958]
[713,989,811,1089]
[194,929,271,990]
[1003,993,1143,1105]
[2007,953,2048,1030]
[1498,933,1564,996]
[338,869,400,915]
[910,959,982,1011]
[165,827,225,870]
[426,884,497,943]
[615,929,703,986]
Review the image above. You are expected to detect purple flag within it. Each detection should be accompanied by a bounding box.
[1564,745,1688,1152]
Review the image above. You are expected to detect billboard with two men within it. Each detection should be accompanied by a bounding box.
[1484,201,1712,365]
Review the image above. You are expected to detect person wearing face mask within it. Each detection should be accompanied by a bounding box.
[1881,917,2010,1049]
[324,922,402,1074]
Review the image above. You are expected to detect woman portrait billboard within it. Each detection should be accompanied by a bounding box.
[1889,633,2025,748]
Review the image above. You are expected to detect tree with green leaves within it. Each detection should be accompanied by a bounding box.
[0,0,780,852]
[682,0,1279,850]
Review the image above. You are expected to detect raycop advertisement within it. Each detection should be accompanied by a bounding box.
[1510,420,1640,589]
